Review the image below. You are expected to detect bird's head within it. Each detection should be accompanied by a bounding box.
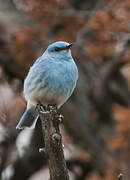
[44,41,73,59]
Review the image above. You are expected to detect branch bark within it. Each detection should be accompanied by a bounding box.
[39,105,70,180]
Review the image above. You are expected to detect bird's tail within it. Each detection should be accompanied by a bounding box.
[16,108,39,129]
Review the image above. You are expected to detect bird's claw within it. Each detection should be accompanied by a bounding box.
[35,102,46,112]
[47,104,57,113]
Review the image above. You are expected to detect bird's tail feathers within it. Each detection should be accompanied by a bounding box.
[16,108,39,129]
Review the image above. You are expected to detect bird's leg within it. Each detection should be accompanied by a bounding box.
[35,101,46,112]
[47,104,64,124]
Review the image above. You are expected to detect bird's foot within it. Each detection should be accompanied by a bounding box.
[47,104,57,113]
[35,102,46,112]
[47,104,63,124]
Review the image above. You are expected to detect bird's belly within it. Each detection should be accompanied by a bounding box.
[27,86,68,108]
[24,73,72,108]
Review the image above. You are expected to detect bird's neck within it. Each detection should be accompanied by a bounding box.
[42,52,72,62]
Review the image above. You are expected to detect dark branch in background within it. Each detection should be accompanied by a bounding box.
[0,130,19,176]
[38,104,70,180]
[10,150,46,180]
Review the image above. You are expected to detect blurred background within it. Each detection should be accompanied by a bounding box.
[0,0,130,179]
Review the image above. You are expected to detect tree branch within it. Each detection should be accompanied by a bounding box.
[39,105,70,180]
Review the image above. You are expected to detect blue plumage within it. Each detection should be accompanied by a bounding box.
[16,41,78,129]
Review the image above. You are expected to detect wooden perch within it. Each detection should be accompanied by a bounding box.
[38,105,70,180]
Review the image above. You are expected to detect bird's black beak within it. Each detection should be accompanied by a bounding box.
[67,43,73,49]
[55,43,73,51]
[63,43,72,50]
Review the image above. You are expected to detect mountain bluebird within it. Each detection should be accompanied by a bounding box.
[16,41,78,129]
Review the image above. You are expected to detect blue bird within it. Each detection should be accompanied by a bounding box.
[16,41,78,129]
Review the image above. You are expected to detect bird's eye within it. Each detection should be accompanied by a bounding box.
[54,47,60,51]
